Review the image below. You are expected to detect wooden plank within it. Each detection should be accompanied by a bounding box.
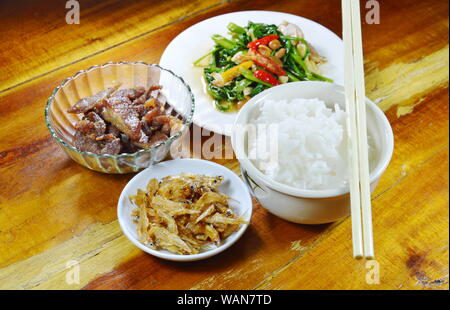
[257,147,449,290]
[370,85,449,198]
[0,0,225,92]
[0,203,337,290]
[361,0,448,65]
[366,47,449,117]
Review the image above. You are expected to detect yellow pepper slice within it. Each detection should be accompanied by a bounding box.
[221,61,253,84]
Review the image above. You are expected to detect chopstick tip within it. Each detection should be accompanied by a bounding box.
[353,254,364,260]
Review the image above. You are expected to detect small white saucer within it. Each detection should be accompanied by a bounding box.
[117,158,252,261]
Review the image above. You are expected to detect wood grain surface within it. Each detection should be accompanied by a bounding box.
[0,0,448,290]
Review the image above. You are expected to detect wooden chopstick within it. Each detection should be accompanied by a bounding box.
[350,0,374,259]
[342,0,374,259]
[342,0,364,259]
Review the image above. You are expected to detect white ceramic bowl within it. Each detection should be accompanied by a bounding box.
[117,158,252,261]
[232,82,394,224]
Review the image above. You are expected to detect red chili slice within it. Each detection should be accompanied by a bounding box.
[247,48,287,76]
[247,34,279,49]
[254,69,280,86]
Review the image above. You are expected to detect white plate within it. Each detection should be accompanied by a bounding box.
[117,158,252,261]
[160,10,344,136]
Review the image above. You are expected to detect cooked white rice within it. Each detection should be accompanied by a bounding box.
[249,98,351,190]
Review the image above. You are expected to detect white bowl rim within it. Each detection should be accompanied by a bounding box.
[117,158,252,261]
[232,81,394,199]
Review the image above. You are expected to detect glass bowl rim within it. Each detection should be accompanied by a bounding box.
[44,61,195,159]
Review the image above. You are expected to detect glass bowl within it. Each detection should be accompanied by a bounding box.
[45,62,194,174]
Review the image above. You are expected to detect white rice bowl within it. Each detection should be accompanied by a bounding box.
[249,98,367,190]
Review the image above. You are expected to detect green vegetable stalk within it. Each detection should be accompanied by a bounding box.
[211,34,236,50]
[227,23,246,35]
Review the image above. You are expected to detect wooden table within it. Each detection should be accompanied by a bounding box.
[0,0,448,290]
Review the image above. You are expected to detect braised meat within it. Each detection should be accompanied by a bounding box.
[72,111,121,155]
[67,86,119,114]
[101,93,143,141]
[67,85,183,155]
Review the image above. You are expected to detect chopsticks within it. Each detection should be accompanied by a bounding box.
[342,0,374,259]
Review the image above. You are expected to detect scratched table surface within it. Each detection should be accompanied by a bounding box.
[0,0,448,290]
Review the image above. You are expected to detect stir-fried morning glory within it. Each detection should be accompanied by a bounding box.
[194,21,333,112]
